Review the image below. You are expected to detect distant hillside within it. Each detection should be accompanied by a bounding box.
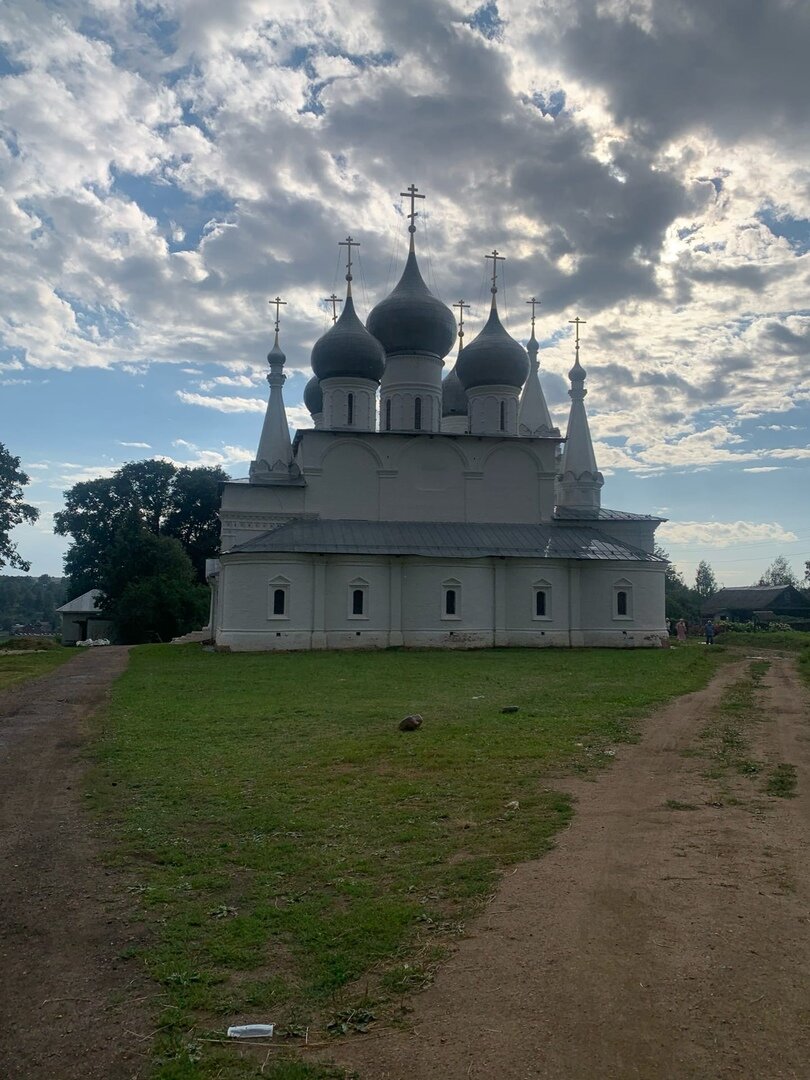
[0,575,67,634]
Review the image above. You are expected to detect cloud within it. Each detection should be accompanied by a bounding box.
[117,440,152,449]
[176,391,266,413]
[658,520,800,549]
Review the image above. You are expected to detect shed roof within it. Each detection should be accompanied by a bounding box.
[227,519,664,562]
[553,507,664,522]
[701,585,809,615]
[56,588,103,615]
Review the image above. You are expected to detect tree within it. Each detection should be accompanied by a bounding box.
[0,443,40,572]
[757,555,798,587]
[656,546,701,622]
[97,518,209,644]
[694,560,718,600]
[54,459,227,590]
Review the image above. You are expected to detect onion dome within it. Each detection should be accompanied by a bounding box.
[442,360,468,417]
[303,374,322,415]
[311,293,385,382]
[267,332,286,367]
[456,298,530,390]
[366,248,457,359]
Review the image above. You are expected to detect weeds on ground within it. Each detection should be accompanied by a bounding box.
[88,644,724,1079]
[0,645,74,689]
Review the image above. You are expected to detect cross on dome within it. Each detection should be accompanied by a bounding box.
[485,249,505,294]
[323,293,342,323]
[568,316,588,382]
[453,299,470,342]
[526,296,540,331]
[269,295,287,334]
[400,183,425,235]
[338,235,360,296]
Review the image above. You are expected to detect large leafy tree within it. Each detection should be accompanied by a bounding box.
[757,555,798,587]
[0,443,40,572]
[54,459,227,590]
[694,560,718,600]
[655,546,701,622]
[97,517,209,644]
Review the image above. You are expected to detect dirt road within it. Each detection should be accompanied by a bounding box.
[0,646,147,1080]
[335,655,810,1080]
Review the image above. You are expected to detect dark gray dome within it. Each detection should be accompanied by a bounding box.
[366,249,456,359]
[457,302,530,390]
[303,374,322,415]
[311,294,385,382]
[442,358,468,417]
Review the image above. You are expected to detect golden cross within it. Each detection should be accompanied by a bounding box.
[485,249,505,291]
[569,315,586,350]
[400,183,425,233]
[323,293,342,323]
[452,299,470,341]
[526,296,540,329]
[269,295,287,333]
[338,235,360,283]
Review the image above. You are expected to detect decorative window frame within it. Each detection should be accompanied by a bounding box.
[441,577,462,621]
[613,578,634,621]
[348,577,370,620]
[532,578,552,621]
[268,575,291,621]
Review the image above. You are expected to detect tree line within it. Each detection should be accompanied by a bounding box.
[661,550,810,623]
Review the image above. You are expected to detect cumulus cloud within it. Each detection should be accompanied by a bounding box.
[176,390,266,413]
[658,520,800,549]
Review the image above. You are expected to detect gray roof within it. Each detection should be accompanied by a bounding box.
[227,519,664,562]
[56,588,102,614]
[702,585,810,615]
[554,507,664,522]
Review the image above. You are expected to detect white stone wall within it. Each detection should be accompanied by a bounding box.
[380,354,443,432]
[213,553,667,651]
[320,376,377,432]
[219,431,562,551]
[467,384,521,436]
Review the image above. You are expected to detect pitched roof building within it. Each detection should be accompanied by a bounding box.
[209,186,668,651]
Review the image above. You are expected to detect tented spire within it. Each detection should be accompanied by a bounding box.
[556,317,603,509]
[518,297,557,437]
[250,298,301,485]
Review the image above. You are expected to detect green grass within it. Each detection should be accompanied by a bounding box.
[88,644,725,1079]
[718,630,810,654]
[0,645,75,690]
[765,763,798,798]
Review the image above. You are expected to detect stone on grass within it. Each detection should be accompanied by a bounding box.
[399,714,423,731]
[502,705,520,713]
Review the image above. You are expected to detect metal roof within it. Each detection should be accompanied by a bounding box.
[553,506,664,522]
[228,519,664,562]
[56,588,102,614]
[702,585,810,615]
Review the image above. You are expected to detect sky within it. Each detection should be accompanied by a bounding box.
[1,0,809,587]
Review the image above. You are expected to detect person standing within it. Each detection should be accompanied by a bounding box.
[676,618,687,643]
[704,618,715,645]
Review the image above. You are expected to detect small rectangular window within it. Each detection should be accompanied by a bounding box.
[414,397,422,431]
[347,392,354,425]
[535,590,546,617]
[445,588,456,616]
[617,590,628,616]
[352,588,364,615]
[273,588,286,616]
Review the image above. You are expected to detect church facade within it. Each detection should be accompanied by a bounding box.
[209,189,667,651]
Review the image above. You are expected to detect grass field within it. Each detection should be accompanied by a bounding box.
[0,645,75,690]
[89,644,728,1079]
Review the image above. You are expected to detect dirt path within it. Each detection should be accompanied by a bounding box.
[334,655,810,1080]
[0,646,148,1080]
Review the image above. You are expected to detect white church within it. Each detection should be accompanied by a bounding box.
[208,187,667,651]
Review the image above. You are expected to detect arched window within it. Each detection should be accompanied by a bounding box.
[347,392,354,425]
[268,576,290,620]
[535,590,546,617]
[442,579,461,620]
[414,397,422,431]
[352,588,364,615]
[617,590,628,616]
[385,399,392,431]
[499,400,505,431]
[533,580,552,621]
[348,578,369,619]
